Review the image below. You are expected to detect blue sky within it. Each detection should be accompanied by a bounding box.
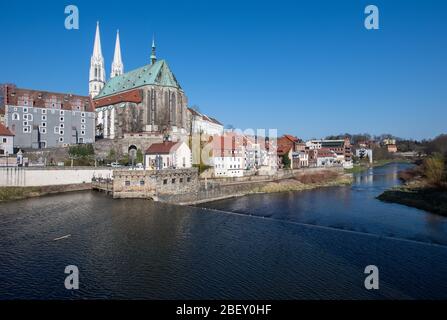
[0,0,446,140]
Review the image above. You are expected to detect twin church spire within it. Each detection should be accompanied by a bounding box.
[89,22,157,98]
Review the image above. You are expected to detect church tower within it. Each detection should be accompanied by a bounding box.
[89,22,106,98]
[110,30,124,78]
[150,36,157,65]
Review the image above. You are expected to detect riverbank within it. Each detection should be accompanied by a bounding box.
[377,158,447,216]
[179,171,353,205]
[378,185,447,216]
[345,159,413,174]
[250,172,352,194]
[0,184,91,202]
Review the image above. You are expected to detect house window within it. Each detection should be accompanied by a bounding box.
[23,121,28,127]
[60,117,64,122]
[42,115,47,121]
[41,122,46,127]
[81,118,86,124]
[60,110,64,116]
[23,127,30,133]
[78,138,84,143]
[140,180,145,186]
[187,177,191,183]
[2,138,6,143]
[60,123,64,128]
[59,137,64,143]
[12,113,20,120]
[81,124,86,130]
[172,178,176,184]
[163,179,167,185]
[81,130,85,135]
[42,109,47,114]
[81,112,85,117]
[60,129,64,135]
[23,107,28,113]
[125,181,131,186]
[40,127,47,134]
[180,178,183,183]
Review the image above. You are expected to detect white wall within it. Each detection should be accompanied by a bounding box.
[0,135,14,155]
[0,168,113,187]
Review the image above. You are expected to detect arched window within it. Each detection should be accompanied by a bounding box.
[12,113,20,120]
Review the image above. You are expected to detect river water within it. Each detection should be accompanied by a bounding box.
[0,163,446,299]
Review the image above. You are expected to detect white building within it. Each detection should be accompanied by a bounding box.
[211,134,245,177]
[0,123,14,156]
[188,108,224,136]
[293,151,309,168]
[316,149,338,167]
[145,141,191,170]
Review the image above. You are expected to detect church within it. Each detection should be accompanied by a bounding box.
[90,23,189,142]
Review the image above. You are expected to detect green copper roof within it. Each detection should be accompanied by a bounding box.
[95,60,181,99]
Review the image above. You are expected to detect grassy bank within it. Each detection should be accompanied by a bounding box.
[345,159,412,174]
[0,184,91,202]
[377,153,447,216]
[251,172,353,194]
[378,186,447,216]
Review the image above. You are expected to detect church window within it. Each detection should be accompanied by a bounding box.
[59,137,64,143]
[60,123,64,128]
[60,110,64,116]
[42,109,47,114]
[12,113,20,121]
[81,131,85,135]
[60,129,64,135]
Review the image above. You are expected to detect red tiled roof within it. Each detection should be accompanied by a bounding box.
[317,148,336,158]
[3,85,93,112]
[0,123,14,136]
[145,141,182,154]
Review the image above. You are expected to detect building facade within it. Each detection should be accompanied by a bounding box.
[2,85,95,149]
[187,108,224,136]
[0,123,14,156]
[211,134,245,177]
[145,141,192,170]
[90,24,189,141]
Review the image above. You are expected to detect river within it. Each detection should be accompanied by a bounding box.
[0,163,446,299]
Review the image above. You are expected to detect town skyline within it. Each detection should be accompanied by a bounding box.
[0,0,446,140]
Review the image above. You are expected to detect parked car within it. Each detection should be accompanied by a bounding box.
[110,162,122,168]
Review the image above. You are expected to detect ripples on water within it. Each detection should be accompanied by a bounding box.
[0,163,446,299]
